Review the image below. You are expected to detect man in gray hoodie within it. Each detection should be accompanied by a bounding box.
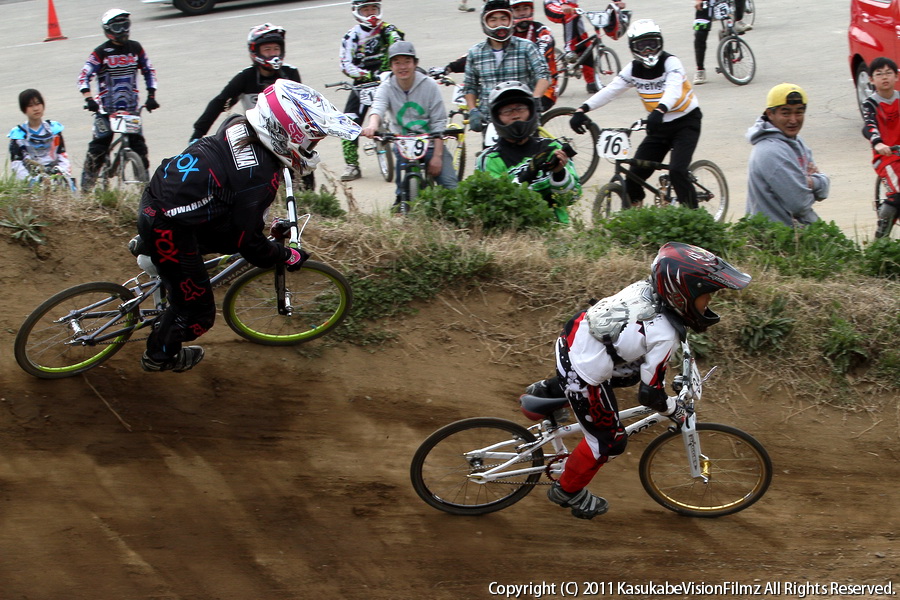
[361,41,458,210]
[746,83,829,227]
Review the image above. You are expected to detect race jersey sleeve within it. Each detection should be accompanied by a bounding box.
[583,64,632,111]
[862,96,883,146]
[133,42,159,92]
[77,48,102,93]
[192,71,248,139]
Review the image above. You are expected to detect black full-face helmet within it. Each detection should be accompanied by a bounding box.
[482,0,513,43]
[488,81,538,143]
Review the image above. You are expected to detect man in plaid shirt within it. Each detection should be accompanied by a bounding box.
[463,0,550,133]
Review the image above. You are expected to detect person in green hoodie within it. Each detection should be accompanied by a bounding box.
[361,41,458,211]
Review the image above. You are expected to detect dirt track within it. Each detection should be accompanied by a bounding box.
[1,223,898,600]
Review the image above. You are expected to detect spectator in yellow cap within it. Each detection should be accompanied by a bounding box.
[745,83,829,227]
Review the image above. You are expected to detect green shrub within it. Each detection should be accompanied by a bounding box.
[416,171,557,232]
[738,295,795,354]
[822,313,868,375]
[0,206,49,245]
[337,240,494,344]
[730,216,860,280]
[860,237,900,280]
[296,189,346,219]
[599,205,730,255]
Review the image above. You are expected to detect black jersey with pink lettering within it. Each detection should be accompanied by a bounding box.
[78,40,158,113]
[139,116,290,268]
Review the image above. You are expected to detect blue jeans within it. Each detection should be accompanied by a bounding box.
[395,146,458,197]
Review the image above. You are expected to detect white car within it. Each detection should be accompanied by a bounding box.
[143,0,286,16]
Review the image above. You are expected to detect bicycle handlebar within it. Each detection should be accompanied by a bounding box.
[373,129,463,142]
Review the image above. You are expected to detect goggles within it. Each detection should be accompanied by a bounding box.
[107,19,130,34]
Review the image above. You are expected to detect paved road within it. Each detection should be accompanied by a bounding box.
[0,0,875,236]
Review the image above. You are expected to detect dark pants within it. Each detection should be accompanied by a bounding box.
[626,108,702,209]
[137,208,216,361]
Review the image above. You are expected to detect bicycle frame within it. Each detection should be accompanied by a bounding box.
[63,168,311,347]
[463,339,710,486]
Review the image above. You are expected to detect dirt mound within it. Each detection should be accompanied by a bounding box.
[0,222,897,600]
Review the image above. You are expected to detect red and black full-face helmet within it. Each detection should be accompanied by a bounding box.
[651,242,751,332]
[248,23,286,70]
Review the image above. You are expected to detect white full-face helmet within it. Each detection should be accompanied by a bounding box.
[627,19,664,68]
[246,80,361,174]
[352,0,382,29]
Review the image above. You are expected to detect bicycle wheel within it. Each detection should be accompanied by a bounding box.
[539,106,600,184]
[716,36,755,85]
[875,177,898,238]
[410,417,545,515]
[554,47,570,97]
[639,422,772,517]
[689,159,729,222]
[591,46,621,89]
[14,282,138,379]
[592,182,627,222]
[377,140,394,182]
[222,260,352,345]
[406,172,423,205]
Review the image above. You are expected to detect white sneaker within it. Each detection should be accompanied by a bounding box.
[693,70,707,85]
[340,164,361,181]
[734,20,752,33]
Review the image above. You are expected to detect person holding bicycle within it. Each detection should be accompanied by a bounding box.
[442,0,559,111]
[463,0,550,133]
[8,89,75,188]
[543,0,626,93]
[861,58,900,238]
[338,0,405,182]
[187,24,313,191]
[692,0,751,85]
[570,19,702,210]
[476,82,580,222]
[135,80,360,373]
[746,83,829,227]
[77,8,158,191]
[360,41,458,210]
[526,242,751,519]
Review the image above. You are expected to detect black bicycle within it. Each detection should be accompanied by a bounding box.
[711,0,756,85]
[554,5,629,97]
[593,120,728,222]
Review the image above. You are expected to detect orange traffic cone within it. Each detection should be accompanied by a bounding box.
[44,0,67,42]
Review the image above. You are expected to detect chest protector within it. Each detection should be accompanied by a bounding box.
[584,279,660,345]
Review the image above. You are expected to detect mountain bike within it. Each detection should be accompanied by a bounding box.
[325,80,393,181]
[711,0,756,85]
[592,120,728,222]
[14,168,353,379]
[97,106,150,190]
[554,6,628,97]
[373,129,462,215]
[874,146,900,238]
[410,336,772,517]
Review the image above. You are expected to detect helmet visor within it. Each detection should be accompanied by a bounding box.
[631,37,661,57]
[107,19,130,35]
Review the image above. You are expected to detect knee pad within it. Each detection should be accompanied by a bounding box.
[886,193,900,209]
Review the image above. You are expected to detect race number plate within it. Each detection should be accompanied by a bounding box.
[395,136,430,160]
[110,113,142,134]
[452,85,466,106]
[357,85,378,106]
[597,129,630,159]
[712,0,730,20]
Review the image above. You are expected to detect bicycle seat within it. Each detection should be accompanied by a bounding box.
[519,394,568,421]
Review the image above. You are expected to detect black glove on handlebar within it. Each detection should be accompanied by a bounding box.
[84,97,99,113]
[570,111,591,134]
[146,96,160,112]
[646,108,664,135]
